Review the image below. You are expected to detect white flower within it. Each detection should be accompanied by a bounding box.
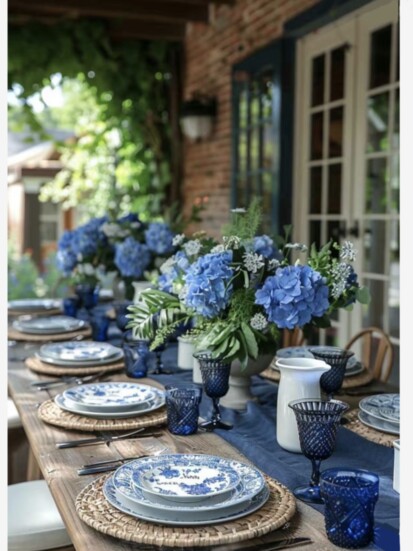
[178,284,189,301]
[101,222,122,238]
[77,253,83,261]
[243,252,265,273]
[331,262,352,299]
[183,239,202,256]
[285,243,308,252]
[172,233,186,246]
[130,221,140,229]
[211,244,225,253]
[268,259,281,270]
[223,235,241,250]
[77,263,95,276]
[340,241,357,262]
[250,313,268,331]
[230,208,246,213]
[160,257,175,274]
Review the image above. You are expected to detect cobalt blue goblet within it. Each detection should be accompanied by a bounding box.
[288,399,349,503]
[123,338,150,379]
[165,384,202,436]
[75,283,99,316]
[309,347,354,400]
[194,352,232,431]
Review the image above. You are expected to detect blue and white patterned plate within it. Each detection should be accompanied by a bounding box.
[8,298,62,311]
[274,346,361,376]
[379,406,400,422]
[54,387,165,418]
[36,341,124,367]
[131,454,241,502]
[63,382,156,412]
[12,316,87,335]
[358,410,400,436]
[359,394,400,426]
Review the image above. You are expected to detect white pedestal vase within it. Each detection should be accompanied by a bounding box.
[177,336,195,370]
[192,356,203,384]
[220,354,274,411]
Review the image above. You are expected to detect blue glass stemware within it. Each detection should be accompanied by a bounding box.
[194,352,233,431]
[123,338,151,378]
[309,347,354,400]
[289,398,349,503]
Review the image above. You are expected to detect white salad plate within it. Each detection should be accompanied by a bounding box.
[8,298,62,311]
[54,388,165,419]
[63,382,157,413]
[359,394,400,426]
[131,454,241,503]
[358,410,400,435]
[274,347,362,376]
[106,455,268,525]
[12,316,87,335]
[38,341,122,362]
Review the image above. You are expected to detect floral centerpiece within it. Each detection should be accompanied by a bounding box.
[126,200,370,369]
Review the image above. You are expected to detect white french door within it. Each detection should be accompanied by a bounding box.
[294,0,399,373]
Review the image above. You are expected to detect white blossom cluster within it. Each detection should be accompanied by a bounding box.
[101,222,129,239]
[331,262,352,299]
[285,242,308,252]
[250,313,268,330]
[230,208,246,214]
[160,257,176,274]
[178,284,189,301]
[223,235,241,250]
[183,239,202,256]
[76,263,96,276]
[211,244,225,254]
[172,233,186,246]
[340,240,357,262]
[243,252,265,273]
[268,258,281,270]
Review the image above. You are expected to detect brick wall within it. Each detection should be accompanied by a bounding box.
[182,0,319,237]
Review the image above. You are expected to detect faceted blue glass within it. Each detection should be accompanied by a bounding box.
[63,296,79,318]
[165,385,202,436]
[123,339,151,378]
[320,468,379,548]
[90,308,111,342]
[75,283,99,311]
[309,347,354,399]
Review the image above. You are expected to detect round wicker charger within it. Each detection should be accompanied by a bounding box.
[38,399,167,432]
[25,356,124,377]
[8,326,92,342]
[8,307,62,317]
[261,365,374,389]
[75,473,296,548]
[343,409,397,447]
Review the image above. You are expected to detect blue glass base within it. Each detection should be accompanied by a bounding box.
[293,484,324,504]
[199,419,233,431]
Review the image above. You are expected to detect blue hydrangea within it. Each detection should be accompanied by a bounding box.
[114,237,151,278]
[253,235,282,260]
[118,213,140,225]
[56,230,77,275]
[71,221,101,258]
[254,265,329,329]
[183,251,234,318]
[145,223,175,255]
[174,251,190,271]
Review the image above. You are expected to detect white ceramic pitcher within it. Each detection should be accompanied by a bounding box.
[276,357,331,453]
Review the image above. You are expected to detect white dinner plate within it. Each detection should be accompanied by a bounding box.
[54,389,165,418]
[358,410,399,435]
[63,382,157,413]
[359,394,400,426]
[8,298,62,311]
[131,454,241,503]
[36,341,123,366]
[12,316,87,335]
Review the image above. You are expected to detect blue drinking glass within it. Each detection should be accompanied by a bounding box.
[194,352,232,432]
[288,399,350,503]
[75,283,100,314]
[320,468,380,548]
[63,296,79,318]
[90,307,111,342]
[165,384,202,436]
[123,339,151,378]
[309,347,354,400]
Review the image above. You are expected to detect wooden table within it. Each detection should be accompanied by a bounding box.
[8,341,394,551]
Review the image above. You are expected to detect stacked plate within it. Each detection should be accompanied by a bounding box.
[274,346,364,377]
[12,315,87,335]
[103,454,269,526]
[36,341,123,367]
[54,381,165,419]
[358,393,400,435]
[8,298,62,312]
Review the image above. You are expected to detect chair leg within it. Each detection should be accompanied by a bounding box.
[26,447,43,481]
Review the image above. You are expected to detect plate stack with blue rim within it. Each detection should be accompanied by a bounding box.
[103,453,270,526]
[36,341,124,367]
[358,393,400,435]
[12,315,87,335]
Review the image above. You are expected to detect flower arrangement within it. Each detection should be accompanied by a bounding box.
[126,199,370,368]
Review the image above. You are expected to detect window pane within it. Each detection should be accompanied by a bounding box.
[365,158,388,214]
[327,164,342,214]
[327,220,341,243]
[40,222,57,242]
[367,92,389,152]
[309,220,321,249]
[311,54,325,106]
[261,75,273,119]
[362,279,385,328]
[329,107,343,157]
[239,87,248,129]
[330,46,346,101]
[40,202,58,216]
[309,166,322,214]
[393,88,399,149]
[390,155,399,214]
[310,112,324,160]
[238,131,248,175]
[263,124,273,170]
[363,220,386,274]
[396,22,399,82]
[389,258,400,339]
[250,81,260,126]
[369,25,392,89]
[250,127,260,172]
[236,178,247,208]
[262,171,273,225]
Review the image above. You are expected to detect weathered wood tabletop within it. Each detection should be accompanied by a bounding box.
[8,340,391,551]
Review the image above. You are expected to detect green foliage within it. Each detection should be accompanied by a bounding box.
[8,21,177,217]
[222,198,263,240]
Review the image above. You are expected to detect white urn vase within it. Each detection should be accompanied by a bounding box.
[132,281,152,303]
[220,354,274,411]
[177,336,195,370]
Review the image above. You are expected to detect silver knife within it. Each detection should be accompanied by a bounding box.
[56,427,157,449]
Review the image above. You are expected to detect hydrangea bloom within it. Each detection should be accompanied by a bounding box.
[71,221,102,257]
[145,223,174,255]
[183,251,234,318]
[56,231,77,275]
[114,237,151,279]
[255,265,329,329]
[253,235,282,260]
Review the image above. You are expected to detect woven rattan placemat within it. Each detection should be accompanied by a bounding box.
[343,409,398,447]
[38,399,167,432]
[75,473,296,548]
[8,326,92,342]
[25,356,124,377]
[260,365,374,389]
[8,308,62,317]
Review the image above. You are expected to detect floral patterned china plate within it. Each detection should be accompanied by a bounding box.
[131,454,241,502]
[359,394,400,425]
[63,382,157,412]
[379,406,400,422]
[12,316,87,335]
[36,341,124,366]
[358,410,400,435]
[54,388,165,418]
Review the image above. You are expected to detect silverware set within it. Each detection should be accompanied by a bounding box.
[56,427,163,449]
[31,371,106,391]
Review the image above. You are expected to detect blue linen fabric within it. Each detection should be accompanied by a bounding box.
[107,333,399,550]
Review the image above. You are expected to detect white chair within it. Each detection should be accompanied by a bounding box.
[8,480,72,551]
[8,397,22,429]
